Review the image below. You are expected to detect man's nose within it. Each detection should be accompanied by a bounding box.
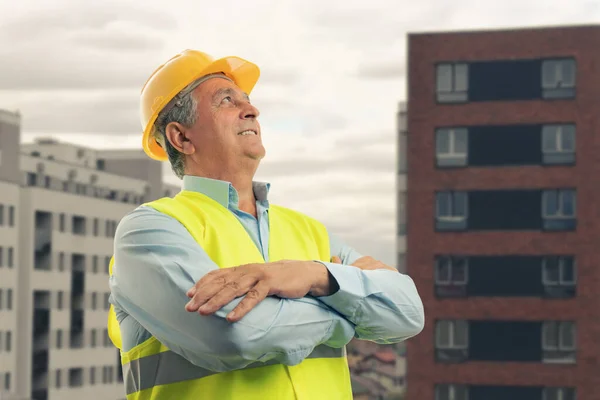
[241,102,260,119]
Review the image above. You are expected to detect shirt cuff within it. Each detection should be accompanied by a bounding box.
[313,261,366,321]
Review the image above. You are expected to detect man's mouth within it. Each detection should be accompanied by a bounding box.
[238,130,257,136]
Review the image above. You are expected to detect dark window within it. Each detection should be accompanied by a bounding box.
[398,192,407,235]
[5,331,11,352]
[466,256,544,297]
[468,190,541,231]
[469,321,541,362]
[27,172,37,186]
[72,215,86,235]
[469,59,541,102]
[55,370,61,389]
[469,125,541,166]
[8,206,14,226]
[69,368,83,387]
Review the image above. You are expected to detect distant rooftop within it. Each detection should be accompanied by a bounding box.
[408,22,600,37]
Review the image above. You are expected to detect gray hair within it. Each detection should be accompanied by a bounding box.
[151,74,231,179]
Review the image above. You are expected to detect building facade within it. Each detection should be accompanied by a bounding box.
[405,25,599,400]
[0,109,180,400]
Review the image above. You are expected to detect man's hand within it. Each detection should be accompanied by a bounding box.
[332,255,397,272]
[185,260,333,322]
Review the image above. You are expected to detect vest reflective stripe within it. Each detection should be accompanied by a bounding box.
[124,345,346,395]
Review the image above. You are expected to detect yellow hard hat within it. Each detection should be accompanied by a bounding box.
[140,49,260,161]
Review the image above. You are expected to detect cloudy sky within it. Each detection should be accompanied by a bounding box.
[0,0,598,265]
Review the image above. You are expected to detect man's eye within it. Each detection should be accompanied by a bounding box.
[222,96,232,103]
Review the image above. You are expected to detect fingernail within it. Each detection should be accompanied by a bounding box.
[227,311,235,320]
[187,288,196,297]
[198,304,209,313]
[186,300,195,309]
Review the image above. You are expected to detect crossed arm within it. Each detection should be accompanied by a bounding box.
[109,207,424,372]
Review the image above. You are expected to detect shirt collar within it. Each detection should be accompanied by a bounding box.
[182,175,271,209]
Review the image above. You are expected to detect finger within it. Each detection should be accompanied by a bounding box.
[227,281,270,322]
[187,269,227,298]
[331,256,342,264]
[195,275,258,315]
[185,275,230,312]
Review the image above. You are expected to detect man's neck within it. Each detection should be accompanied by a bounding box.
[186,165,258,217]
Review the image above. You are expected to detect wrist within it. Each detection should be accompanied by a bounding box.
[308,261,339,297]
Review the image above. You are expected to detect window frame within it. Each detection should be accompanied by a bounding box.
[435,320,469,350]
[542,189,576,219]
[436,63,469,103]
[436,191,468,221]
[542,321,576,351]
[435,128,469,167]
[435,256,469,285]
[542,256,576,286]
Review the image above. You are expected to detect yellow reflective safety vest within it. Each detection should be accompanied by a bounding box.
[107,190,352,399]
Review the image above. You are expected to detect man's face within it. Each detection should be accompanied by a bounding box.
[186,77,265,165]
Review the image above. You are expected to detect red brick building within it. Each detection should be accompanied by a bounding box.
[404,25,600,400]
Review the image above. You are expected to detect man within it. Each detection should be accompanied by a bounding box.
[108,49,424,400]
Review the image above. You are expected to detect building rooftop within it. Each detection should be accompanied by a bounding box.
[408,22,600,37]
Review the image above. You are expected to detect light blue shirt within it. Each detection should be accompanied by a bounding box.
[109,175,424,372]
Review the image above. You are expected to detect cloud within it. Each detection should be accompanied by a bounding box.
[0,2,176,91]
[356,62,406,80]
[0,2,177,41]
[73,30,165,52]
[257,68,302,86]
[0,90,140,134]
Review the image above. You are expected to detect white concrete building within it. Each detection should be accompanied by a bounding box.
[0,109,180,400]
[397,102,407,273]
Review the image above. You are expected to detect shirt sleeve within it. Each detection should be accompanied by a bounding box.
[314,231,425,344]
[109,206,355,373]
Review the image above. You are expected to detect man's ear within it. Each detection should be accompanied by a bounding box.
[165,122,195,155]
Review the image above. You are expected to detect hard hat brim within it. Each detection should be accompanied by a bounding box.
[142,56,260,162]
